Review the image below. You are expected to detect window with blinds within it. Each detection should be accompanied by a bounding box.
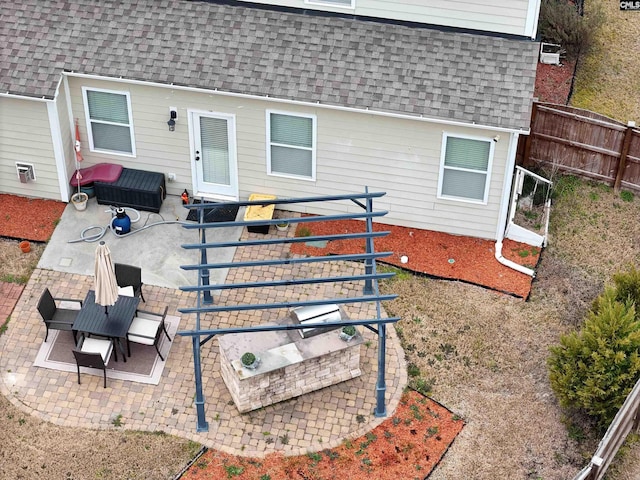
[82,87,135,156]
[267,111,316,180]
[438,134,493,203]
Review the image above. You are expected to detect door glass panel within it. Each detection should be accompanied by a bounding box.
[200,117,230,186]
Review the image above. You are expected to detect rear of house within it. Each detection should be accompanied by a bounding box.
[0,0,540,241]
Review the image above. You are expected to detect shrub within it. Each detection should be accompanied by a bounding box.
[620,190,634,202]
[592,267,640,317]
[613,267,640,307]
[342,326,356,337]
[548,292,640,427]
[296,226,312,237]
[241,352,256,366]
[538,0,604,59]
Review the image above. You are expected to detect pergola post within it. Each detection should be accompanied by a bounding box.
[192,334,209,432]
[374,323,387,417]
[199,209,213,305]
[364,188,374,295]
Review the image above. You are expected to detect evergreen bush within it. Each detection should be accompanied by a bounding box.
[612,266,640,311]
[592,267,640,317]
[548,290,640,427]
[538,0,603,59]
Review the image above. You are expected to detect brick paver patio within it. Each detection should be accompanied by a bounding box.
[0,228,406,457]
[0,282,24,325]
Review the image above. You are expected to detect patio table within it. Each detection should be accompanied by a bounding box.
[73,290,139,362]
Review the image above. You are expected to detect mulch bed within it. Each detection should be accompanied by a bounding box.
[534,59,577,105]
[182,389,464,480]
[290,218,539,298]
[0,193,537,297]
[0,194,66,242]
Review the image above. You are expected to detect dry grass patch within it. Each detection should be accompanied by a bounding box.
[0,238,46,283]
[381,275,592,479]
[572,0,640,122]
[379,176,640,479]
[0,395,199,479]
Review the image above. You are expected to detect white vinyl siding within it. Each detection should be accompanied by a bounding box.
[233,0,535,37]
[305,0,354,9]
[0,98,61,199]
[438,134,493,204]
[267,111,316,180]
[82,87,136,156]
[65,76,507,239]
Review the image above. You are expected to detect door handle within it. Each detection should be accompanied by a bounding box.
[195,150,200,161]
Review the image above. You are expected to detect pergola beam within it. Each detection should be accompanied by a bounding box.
[180,272,395,292]
[180,251,392,271]
[179,316,400,340]
[179,190,400,432]
[182,230,390,250]
[179,294,397,314]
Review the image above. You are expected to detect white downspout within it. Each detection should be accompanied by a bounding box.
[494,132,535,277]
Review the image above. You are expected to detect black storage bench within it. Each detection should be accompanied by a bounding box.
[94,168,166,213]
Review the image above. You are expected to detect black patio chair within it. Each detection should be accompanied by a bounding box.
[72,336,114,388]
[126,306,171,360]
[114,263,145,302]
[37,288,82,343]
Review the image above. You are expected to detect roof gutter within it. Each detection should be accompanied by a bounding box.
[0,92,52,102]
[494,131,535,277]
[62,72,529,135]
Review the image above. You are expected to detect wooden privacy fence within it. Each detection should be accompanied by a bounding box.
[520,102,640,192]
[573,376,640,480]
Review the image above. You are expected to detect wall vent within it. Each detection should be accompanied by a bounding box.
[15,162,35,183]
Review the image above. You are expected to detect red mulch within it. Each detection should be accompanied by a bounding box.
[0,194,66,242]
[290,218,539,298]
[534,59,576,105]
[183,389,464,480]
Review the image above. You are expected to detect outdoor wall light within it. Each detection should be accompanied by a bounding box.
[168,108,177,131]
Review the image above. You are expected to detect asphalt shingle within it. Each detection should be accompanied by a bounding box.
[1,0,538,129]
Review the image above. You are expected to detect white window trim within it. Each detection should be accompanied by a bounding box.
[266,110,317,181]
[437,132,494,205]
[81,86,136,157]
[304,0,355,9]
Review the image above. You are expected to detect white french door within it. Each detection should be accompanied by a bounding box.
[190,112,238,199]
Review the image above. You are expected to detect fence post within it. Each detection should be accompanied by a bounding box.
[633,399,640,432]
[522,102,538,167]
[613,122,635,192]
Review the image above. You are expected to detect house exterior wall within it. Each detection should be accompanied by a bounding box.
[234,0,536,37]
[67,76,508,239]
[0,97,61,200]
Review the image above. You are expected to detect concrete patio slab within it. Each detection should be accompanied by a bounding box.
[37,195,243,290]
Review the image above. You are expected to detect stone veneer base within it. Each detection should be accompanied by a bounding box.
[219,327,363,413]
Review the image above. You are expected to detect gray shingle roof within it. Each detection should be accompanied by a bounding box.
[0,0,538,129]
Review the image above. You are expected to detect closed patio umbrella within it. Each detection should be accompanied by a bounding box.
[95,241,119,315]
